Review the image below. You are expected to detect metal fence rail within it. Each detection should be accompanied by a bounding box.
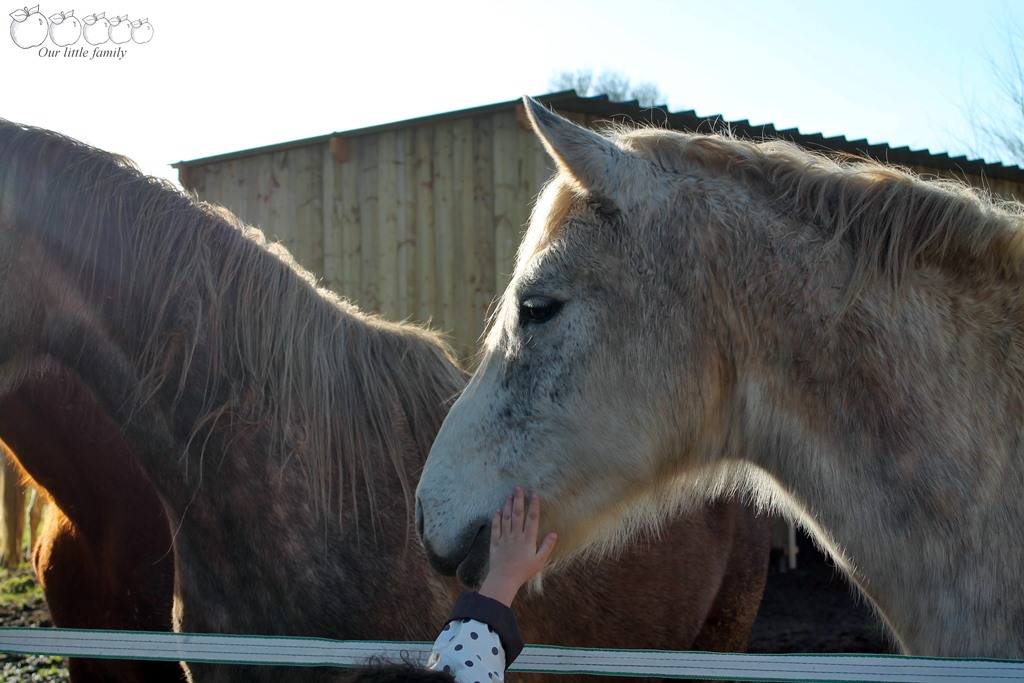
[2,627,1024,682]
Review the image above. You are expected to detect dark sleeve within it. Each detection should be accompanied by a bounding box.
[445,591,524,665]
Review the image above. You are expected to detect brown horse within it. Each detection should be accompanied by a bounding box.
[0,366,186,682]
[417,96,1024,657]
[0,117,768,681]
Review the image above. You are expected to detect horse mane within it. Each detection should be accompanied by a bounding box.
[0,119,466,525]
[506,124,1024,359]
[616,126,1024,294]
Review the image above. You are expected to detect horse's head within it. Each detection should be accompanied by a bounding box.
[416,98,743,586]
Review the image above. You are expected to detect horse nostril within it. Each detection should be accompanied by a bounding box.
[415,499,425,539]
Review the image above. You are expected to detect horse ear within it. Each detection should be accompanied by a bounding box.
[522,96,628,197]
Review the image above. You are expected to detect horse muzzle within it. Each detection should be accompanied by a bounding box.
[416,500,491,588]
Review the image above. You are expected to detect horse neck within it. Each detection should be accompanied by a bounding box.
[3,144,464,523]
[721,210,1024,653]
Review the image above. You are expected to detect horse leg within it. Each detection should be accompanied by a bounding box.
[0,452,26,567]
[26,486,44,554]
[688,500,771,652]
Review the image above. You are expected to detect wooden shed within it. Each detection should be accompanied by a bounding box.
[174,91,1024,361]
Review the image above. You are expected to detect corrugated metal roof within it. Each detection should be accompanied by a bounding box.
[173,91,1024,182]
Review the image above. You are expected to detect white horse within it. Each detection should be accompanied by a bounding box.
[417,96,1024,657]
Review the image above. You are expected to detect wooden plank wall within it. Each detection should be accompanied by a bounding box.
[188,108,556,362]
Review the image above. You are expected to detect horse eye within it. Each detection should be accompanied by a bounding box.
[518,296,563,326]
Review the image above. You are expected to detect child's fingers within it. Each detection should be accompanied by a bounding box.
[524,492,541,536]
[490,507,503,543]
[511,486,526,532]
[536,532,558,563]
[502,493,514,535]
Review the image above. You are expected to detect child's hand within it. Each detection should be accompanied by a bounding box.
[478,486,558,607]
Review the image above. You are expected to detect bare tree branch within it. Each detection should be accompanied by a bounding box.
[970,20,1024,165]
[548,69,665,108]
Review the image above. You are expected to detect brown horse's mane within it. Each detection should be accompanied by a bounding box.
[0,119,466,524]
[612,126,1024,293]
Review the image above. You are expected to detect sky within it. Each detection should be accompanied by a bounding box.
[3,0,1022,187]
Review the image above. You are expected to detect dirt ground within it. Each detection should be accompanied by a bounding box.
[0,531,894,682]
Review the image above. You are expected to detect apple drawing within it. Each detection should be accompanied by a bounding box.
[107,14,130,44]
[47,10,81,47]
[82,12,110,45]
[130,18,153,44]
[9,5,48,49]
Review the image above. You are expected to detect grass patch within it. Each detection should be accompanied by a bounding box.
[0,565,44,609]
